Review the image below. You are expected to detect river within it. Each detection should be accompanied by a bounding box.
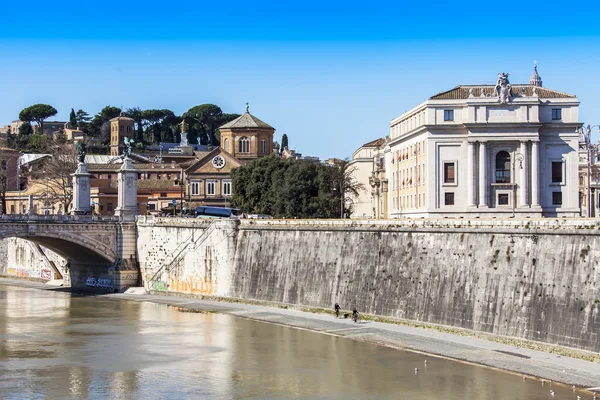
[0,285,581,399]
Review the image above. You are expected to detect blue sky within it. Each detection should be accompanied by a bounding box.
[1,1,600,159]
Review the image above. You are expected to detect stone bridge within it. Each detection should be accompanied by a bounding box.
[0,214,138,291]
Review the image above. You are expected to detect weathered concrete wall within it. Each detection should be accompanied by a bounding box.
[228,219,600,352]
[0,238,68,281]
[135,217,600,352]
[136,216,237,296]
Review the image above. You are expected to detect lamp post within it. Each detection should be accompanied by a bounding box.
[512,152,524,218]
[578,125,600,217]
[333,179,344,219]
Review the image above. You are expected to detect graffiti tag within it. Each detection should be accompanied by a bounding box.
[40,269,52,280]
[152,281,169,291]
[85,277,114,290]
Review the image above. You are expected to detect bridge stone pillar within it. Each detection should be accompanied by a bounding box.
[71,162,92,215]
[115,156,138,221]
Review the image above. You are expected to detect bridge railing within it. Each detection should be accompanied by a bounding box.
[0,214,122,223]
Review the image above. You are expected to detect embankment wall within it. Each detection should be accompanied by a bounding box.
[0,238,68,281]
[229,219,600,352]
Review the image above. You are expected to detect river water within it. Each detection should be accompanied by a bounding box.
[0,285,582,399]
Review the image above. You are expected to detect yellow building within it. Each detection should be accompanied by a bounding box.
[110,114,135,156]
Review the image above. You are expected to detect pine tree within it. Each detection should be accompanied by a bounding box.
[69,108,77,128]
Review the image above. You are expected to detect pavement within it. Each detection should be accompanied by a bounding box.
[2,277,599,391]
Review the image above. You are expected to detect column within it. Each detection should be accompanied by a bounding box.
[519,141,528,207]
[115,156,139,221]
[467,142,475,207]
[478,141,488,207]
[531,141,540,207]
[71,162,91,215]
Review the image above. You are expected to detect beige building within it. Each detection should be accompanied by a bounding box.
[110,114,135,156]
[348,138,387,218]
[218,104,275,163]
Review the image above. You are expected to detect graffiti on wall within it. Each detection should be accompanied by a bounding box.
[168,276,214,295]
[85,277,114,290]
[40,269,52,280]
[7,267,37,278]
[151,281,169,291]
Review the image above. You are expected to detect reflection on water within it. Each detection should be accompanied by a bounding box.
[0,285,580,399]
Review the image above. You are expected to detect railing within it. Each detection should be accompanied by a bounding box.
[0,214,122,222]
[149,220,218,284]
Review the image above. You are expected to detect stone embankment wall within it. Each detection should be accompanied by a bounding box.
[136,217,599,352]
[136,216,237,296]
[0,238,68,282]
[228,219,599,352]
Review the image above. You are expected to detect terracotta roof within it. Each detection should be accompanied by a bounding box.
[109,114,134,122]
[137,179,180,190]
[87,163,184,171]
[361,138,385,148]
[219,112,274,130]
[430,85,576,100]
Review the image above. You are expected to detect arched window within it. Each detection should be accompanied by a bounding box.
[224,138,229,153]
[239,137,249,153]
[495,151,511,183]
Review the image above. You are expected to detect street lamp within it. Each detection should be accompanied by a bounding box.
[512,152,524,218]
[333,179,344,219]
[578,124,600,217]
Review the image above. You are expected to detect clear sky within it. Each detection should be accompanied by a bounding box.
[1,1,599,159]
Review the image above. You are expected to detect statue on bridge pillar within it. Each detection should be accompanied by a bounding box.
[114,144,138,221]
[71,143,92,215]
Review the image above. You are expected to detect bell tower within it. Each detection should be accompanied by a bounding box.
[110,114,135,156]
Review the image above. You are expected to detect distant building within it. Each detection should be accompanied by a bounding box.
[109,114,135,156]
[348,138,387,218]
[385,65,581,218]
[218,103,275,163]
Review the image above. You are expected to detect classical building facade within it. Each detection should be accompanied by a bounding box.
[386,66,581,218]
[348,138,387,218]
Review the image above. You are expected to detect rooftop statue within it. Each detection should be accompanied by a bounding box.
[76,142,86,163]
[495,72,512,104]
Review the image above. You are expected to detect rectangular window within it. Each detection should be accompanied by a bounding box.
[444,192,455,205]
[148,204,156,211]
[107,203,113,212]
[551,108,562,121]
[498,193,509,205]
[443,162,455,184]
[552,191,562,205]
[260,140,266,154]
[551,161,563,183]
[222,180,232,196]
[444,110,454,121]
[160,193,167,198]
[191,181,200,196]
[206,180,216,196]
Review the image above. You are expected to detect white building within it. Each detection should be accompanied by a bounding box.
[348,138,386,218]
[386,66,581,218]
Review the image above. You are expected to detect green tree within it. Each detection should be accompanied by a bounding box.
[28,132,49,152]
[124,107,145,143]
[18,104,58,136]
[69,108,77,128]
[19,122,33,136]
[88,106,121,137]
[281,133,289,153]
[75,109,91,130]
[183,104,224,146]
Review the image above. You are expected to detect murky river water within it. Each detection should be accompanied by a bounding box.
[0,285,583,399]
